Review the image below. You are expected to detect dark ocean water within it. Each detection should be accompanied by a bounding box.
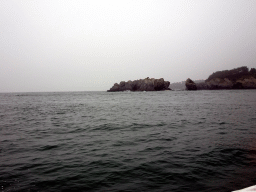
[0,90,256,192]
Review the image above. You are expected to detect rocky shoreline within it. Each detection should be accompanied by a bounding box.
[185,66,256,90]
[107,66,256,92]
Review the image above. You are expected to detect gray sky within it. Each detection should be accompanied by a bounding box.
[1,0,256,92]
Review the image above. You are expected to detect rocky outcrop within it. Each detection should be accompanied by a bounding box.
[185,78,197,90]
[186,66,256,90]
[107,77,171,92]
[191,77,256,90]
[206,66,255,82]
[169,80,204,90]
[196,78,234,90]
[236,77,256,89]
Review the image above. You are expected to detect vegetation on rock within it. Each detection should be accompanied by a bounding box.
[186,66,256,90]
[206,66,256,82]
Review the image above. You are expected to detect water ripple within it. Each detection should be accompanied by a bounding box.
[0,90,256,192]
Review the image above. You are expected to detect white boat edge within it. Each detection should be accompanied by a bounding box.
[232,185,256,192]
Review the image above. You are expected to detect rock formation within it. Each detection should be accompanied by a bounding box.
[185,66,256,90]
[169,80,204,90]
[185,78,197,90]
[107,77,171,92]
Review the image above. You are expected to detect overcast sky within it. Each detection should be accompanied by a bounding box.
[1,0,256,92]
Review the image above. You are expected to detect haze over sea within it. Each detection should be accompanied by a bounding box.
[1,90,256,192]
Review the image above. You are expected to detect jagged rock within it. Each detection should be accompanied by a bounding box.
[109,83,120,92]
[107,78,171,92]
[185,78,197,90]
[195,77,256,90]
[187,66,256,90]
[206,78,233,89]
[236,77,256,89]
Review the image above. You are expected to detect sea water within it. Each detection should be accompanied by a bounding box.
[0,90,256,192]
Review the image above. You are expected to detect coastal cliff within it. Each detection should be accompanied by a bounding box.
[107,77,171,92]
[186,66,256,90]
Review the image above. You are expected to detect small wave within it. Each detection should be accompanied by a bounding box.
[112,140,137,147]
[218,132,227,135]
[39,145,58,151]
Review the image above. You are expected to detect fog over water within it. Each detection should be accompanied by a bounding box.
[1,0,256,92]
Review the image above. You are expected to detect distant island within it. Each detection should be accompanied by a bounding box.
[107,66,256,92]
[107,77,171,92]
[185,66,256,90]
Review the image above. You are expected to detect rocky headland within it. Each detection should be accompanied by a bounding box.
[107,77,171,92]
[185,66,256,90]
